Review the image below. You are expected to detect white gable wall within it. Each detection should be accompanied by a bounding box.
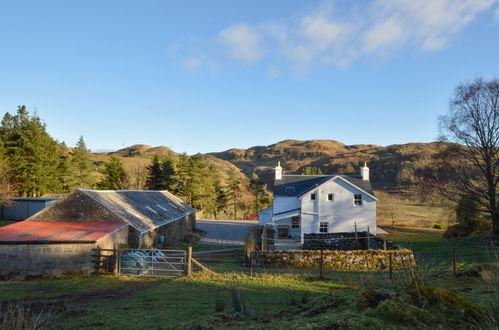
[299,178,376,237]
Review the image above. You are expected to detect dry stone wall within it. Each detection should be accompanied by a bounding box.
[252,249,415,271]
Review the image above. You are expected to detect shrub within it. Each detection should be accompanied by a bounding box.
[445,193,484,238]
[433,224,445,230]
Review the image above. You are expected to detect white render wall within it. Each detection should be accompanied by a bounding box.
[299,178,376,236]
[272,196,300,214]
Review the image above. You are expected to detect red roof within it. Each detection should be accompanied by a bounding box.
[0,221,126,243]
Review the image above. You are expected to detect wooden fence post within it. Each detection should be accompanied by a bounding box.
[320,249,324,280]
[249,253,253,277]
[186,246,192,277]
[367,226,370,250]
[452,247,456,277]
[383,238,387,251]
[389,252,393,279]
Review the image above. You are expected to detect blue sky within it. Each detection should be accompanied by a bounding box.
[1,0,499,154]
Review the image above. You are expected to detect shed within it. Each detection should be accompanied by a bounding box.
[0,197,58,221]
[0,220,128,280]
[28,189,196,248]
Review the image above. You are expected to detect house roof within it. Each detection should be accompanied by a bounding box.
[273,175,374,198]
[0,221,126,243]
[78,189,196,234]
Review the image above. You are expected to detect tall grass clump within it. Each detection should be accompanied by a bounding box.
[0,301,57,330]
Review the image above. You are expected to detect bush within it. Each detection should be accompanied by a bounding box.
[445,193,484,238]
[433,224,445,230]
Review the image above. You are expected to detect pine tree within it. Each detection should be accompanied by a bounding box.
[161,153,176,191]
[214,180,229,218]
[249,171,266,213]
[146,155,164,190]
[98,156,127,190]
[0,106,67,196]
[227,168,241,219]
[70,136,94,188]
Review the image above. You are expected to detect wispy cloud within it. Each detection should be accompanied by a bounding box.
[217,23,263,62]
[183,0,498,73]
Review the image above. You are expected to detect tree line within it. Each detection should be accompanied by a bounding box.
[0,106,270,218]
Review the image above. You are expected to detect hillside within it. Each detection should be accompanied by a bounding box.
[209,139,449,192]
[88,140,454,224]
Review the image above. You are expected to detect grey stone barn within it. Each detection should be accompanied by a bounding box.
[27,189,196,248]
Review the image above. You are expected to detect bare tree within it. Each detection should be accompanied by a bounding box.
[439,78,499,234]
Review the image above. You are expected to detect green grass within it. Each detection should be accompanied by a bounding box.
[0,227,497,329]
[383,226,498,272]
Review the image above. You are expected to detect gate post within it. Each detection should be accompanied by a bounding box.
[186,246,192,277]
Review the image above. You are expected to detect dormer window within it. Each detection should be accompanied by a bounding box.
[354,194,362,206]
[311,193,316,200]
[285,186,295,194]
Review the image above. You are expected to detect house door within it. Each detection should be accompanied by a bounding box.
[277,225,289,239]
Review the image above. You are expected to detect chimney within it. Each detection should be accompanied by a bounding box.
[361,162,369,181]
[275,161,282,181]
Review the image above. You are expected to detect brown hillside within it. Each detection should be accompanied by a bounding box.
[209,139,449,191]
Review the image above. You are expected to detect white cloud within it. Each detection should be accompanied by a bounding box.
[183,57,202,71]
[495,5,499,22]
[218,23,263,62]
[184,0,498,72]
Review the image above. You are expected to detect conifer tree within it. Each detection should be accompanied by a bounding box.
[70,136,94,188]
[0,106,67,196]
[98,156,127,190]
[146,155,164,190]
[214,180,228,218]
[227,168,241,219]
[249,171,266,213]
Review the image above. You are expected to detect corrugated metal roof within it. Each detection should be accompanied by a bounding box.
[0,221,126,243]
[77,189,196,234]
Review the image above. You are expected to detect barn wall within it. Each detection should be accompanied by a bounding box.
[96,225,129,249]
[0,243,96,280]
[136,212,196,248]
[28,190,122,223]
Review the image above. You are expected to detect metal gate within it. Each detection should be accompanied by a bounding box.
[118,248,186,278]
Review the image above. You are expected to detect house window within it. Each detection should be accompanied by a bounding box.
[327,193,334,201]
[311,193,316,200]
[292,216,300,228]
[285,186,295,194]
[278,225,289,238]
[319,222,328,233]
[354,194,363,206]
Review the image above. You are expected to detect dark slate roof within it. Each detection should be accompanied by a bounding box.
[273,175,374,197]
[79,189,195,234]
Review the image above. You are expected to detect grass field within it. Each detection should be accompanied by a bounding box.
[0,227,497,329]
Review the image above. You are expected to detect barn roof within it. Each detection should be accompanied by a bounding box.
[78,189,196,234]
[0,221,126,243]
[274,175,374,197]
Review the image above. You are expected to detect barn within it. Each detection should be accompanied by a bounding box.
[0,189,195,280]
[27,189,196,248]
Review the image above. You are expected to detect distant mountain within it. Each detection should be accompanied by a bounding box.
[208,139,448,191]
[93,139,448,194]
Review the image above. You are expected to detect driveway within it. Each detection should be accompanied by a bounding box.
[196,220,257,246]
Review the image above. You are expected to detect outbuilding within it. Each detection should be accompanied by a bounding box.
[0,197,58,221]
[28,189,196,248]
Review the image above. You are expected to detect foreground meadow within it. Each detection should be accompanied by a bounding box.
[0,227,497,329]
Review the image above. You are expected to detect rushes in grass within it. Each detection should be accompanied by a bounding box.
[214,296,227,313]
[0,300,57,330]
[231,288,251,318]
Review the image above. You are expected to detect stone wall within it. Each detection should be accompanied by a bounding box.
[0,243,96,280]
[130,212,196,248]
[252,249,416,271]
[0,226,129,280]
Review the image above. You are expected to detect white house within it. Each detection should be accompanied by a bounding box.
[259,162,377,247]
